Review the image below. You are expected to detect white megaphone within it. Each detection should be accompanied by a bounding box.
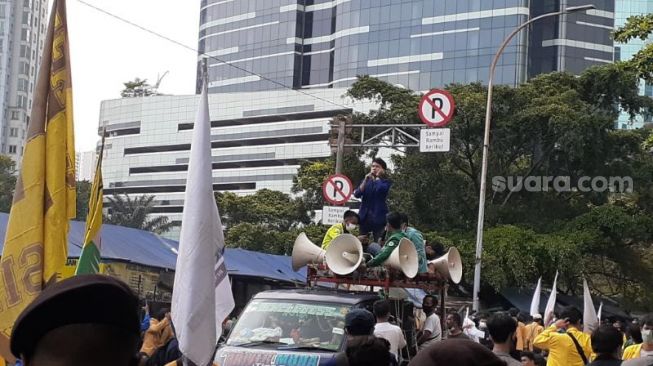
[383,238,419,278]
[291,233,326,271]
[325,234,364,275]
[428,247,463,284]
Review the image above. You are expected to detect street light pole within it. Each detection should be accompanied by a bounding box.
[471,4,595,312]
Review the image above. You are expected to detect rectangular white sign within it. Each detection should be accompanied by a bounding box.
[420,128,450,152]
[322,206,350,225]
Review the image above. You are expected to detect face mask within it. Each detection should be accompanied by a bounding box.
[423,306,433,313]
[479,322,487,330]
[346,223,357,231]
[643,329,653,344]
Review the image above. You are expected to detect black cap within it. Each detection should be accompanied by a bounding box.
[11,274,140,358]
[345,309,376,336]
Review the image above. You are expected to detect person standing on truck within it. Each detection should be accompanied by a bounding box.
[353,158,391,242]
[322,210,360,250]
[360,212,406,269]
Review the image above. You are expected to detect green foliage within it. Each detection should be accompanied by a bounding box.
[0,155,16,213]
[614,14,653,82]
[75,180,92,220]
[225,223,327,255]
[105,194,176,234]
[120,77,159,98]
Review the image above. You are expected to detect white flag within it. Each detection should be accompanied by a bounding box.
[597,302,603,322]
[544,271,558,326]
[172,79,235,366]
[583,278,599,334]
[530,277,542,317]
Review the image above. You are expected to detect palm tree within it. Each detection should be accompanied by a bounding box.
[105,194,175,234]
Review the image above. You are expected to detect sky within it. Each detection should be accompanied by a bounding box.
[66,0,201,152]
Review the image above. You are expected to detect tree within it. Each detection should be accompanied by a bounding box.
[75,180,92,220]
[120,78,159,98]
[104,194,175,234]
[345,69,653,311]
[614,15,653,82]
[0,155,16,213]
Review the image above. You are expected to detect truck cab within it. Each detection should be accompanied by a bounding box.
[215,289,380,366]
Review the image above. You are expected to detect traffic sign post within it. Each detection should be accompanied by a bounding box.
[322,174,353,205]
[418,89,455,127]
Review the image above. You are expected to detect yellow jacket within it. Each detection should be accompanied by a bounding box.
[623,343,643,360]
[516,321,527,351]
[322,223,345,250]
[525,322,544,351]
[533,325,592,366]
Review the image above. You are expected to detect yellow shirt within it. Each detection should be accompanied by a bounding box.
[533,325,592,366]
[525,322,544,351]
[516,321,527,351]
[321,223,345,250]
[623,343,643,360]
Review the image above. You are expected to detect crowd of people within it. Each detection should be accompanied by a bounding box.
[329,294,653,366]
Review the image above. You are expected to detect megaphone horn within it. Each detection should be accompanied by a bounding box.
[428,247,463,284]
[326,234,364,275]
[291,233,326,271]
[384,238,419,278]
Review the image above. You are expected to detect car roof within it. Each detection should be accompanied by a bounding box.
[252,288,380,305]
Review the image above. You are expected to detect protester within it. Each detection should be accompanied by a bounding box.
[362,212,407,269]
[486,312,522,366]
[328,309,395,366]
[398,213,428,274]
[521,351,537,366]
[373,300,407,359]
[446,313,470,340]
[533,306,592,366]
[322,210,360,250]
[346,336,395,366]
[509,308,527,352]
[623,314,653,361]
[624,324,643,350]
[140,308,173,357]
[425,240,445,260]
[354,158,391,241]
[525,314,545,352]
[477,313,495,349]
[417,295,442,351]
[10,274,141,366]
[587,325,624,366]
[408,339,508,366]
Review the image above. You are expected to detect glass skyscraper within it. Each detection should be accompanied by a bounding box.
[614,0,653,129]
[198,0,615,93]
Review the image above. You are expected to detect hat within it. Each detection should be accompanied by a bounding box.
[11,274,140,358]
[409,339,507,366]
[533,314,542,320]
[345,309,375,336]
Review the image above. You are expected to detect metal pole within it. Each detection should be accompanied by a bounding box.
[335,118,345,174]
[471,5,594,311]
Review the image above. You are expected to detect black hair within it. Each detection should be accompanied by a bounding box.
[627,323,643,344]
[426,241,445,259]
[155,308,169,322]
[487,312,517,343]
[641,314,653,327]
[448,312,463,327]
[373,300,391,319]
[372,158,387,170]
[386,212,402,230]
[423,294,438,307]
[560,306,583,325]
[399,213,409,225]
[346,336,392,366]
[521,351,535,361]
[508,308,519,317]
[591,325,624,354]
[343,210,360,222]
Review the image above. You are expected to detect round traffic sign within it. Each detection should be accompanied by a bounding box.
[418,89,455,127]
[322,174,353,205]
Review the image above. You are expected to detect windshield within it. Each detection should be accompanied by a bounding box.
[226,299,351,351]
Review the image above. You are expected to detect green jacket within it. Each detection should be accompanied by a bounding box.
[367,231,407,267]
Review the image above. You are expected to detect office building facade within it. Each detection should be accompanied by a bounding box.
[198,0,615,93]
[99,89,374,238]
[0,0,48,166]
[614,0,653,129]
[76,150,97,181]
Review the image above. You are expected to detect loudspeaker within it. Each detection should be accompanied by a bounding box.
[384,238,419,278]
[291,233,326,271]
[428,247,463,284]
[325,234,364,275]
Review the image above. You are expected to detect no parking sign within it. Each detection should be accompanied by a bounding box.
[322,174,353,205]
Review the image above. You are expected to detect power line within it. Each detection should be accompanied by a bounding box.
[74,0,352,110]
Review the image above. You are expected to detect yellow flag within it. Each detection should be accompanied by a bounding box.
[0,0,75,360]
